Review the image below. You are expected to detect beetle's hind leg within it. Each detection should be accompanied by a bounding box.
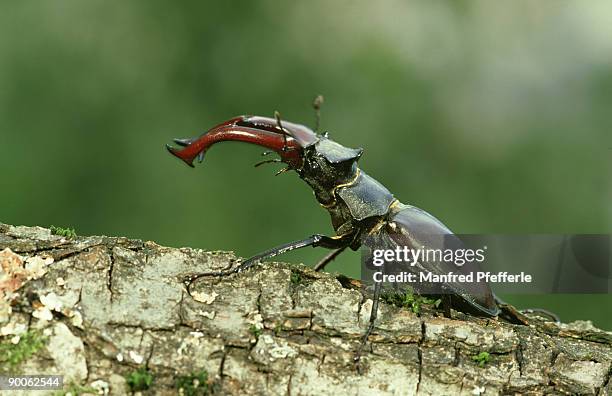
[494,295,560,325]
[353,279,382,373]
[440,294,452,318]
[520,308,560,322]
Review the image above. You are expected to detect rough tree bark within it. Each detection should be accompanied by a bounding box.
[0,223,611,395]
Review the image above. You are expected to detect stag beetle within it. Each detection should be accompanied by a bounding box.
[166,99,545,367]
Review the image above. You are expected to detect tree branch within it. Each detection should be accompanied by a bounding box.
[0,223,610,395]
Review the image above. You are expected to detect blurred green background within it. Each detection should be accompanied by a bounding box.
[0,1,610,328]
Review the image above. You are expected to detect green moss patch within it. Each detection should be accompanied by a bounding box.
[54,383,97,396]
[380,290,441,314]
[249,324,262,338]
[126,367,153,392]
[290,271,303,286]
[0,330,47,369]
[472,351,492,367]
[176,370,209,396]
[50,225,77,238]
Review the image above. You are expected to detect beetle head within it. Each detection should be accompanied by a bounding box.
[300,136,363,189]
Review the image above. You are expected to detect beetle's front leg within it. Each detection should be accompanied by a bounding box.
[184,234,352,287]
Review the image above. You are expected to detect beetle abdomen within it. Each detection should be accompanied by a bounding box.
[363,203,499,317]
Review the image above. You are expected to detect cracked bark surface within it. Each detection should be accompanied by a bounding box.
[1,223,611,396]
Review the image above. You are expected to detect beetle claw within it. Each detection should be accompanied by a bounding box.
[166,144,196,168]
[173,138,193,147]
[165,144,178,154]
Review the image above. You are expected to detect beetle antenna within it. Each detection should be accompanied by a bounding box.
[274,110,288,151]
[275,166,290,176]
[254,158,281,168]
[313,95,324,132]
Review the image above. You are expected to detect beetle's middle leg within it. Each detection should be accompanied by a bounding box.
[313,246,348,272]
[184,234,352,286]
[353,278,382,373]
